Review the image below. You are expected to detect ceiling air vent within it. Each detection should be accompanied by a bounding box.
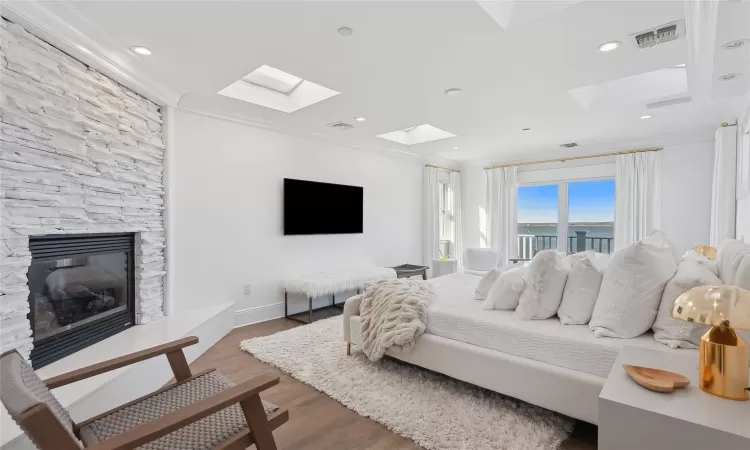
[560,142,578,148]
[328,121,354,131]
[632,20,684,49]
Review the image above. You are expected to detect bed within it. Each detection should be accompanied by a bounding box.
[343,272,696,424]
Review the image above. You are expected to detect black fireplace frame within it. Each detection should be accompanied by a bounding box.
[28,233,136,369]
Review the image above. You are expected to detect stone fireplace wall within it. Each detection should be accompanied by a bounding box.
[0,17,166,357]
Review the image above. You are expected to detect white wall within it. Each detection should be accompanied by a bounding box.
[171,110,422,326]
[461,142,714,256]
[660,142,714,253]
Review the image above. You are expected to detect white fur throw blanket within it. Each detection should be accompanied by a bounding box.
[359,278,435,361]
[285,267,397,298]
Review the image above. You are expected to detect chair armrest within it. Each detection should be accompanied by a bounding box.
[343,294,363,342]
[44,336,199,389]
[85,374,279,450]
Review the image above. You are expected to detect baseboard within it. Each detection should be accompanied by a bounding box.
[234,302,285,328]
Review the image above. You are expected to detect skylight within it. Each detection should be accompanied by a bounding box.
[218,65,340,113]
[242,65,303,95]
[377,124,456,146]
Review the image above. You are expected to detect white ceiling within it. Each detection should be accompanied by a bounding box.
[6,0,750,164]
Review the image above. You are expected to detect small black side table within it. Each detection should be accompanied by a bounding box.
[390,264,429,280]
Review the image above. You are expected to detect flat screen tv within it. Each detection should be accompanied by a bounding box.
[284,178,363,235]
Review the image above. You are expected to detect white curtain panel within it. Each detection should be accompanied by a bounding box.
[450,172,464,272]
[710,125,737,246]
[486,166,518,264]
[614,151,662,249]
[423,167,440,268]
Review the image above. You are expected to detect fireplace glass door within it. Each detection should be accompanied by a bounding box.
[28,234,135,368]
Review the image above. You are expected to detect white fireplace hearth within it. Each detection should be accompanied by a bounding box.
[0,17,167,359]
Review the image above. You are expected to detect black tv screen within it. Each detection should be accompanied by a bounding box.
[284,178,363,235]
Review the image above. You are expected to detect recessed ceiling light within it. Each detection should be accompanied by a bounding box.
[597,41,621,52]
[640,115,652,119]
[453,146,460,150]
[131,46,152,56]
[522,128,531,131]
[338,27,353,36]
[354,116,366,122]
[722,39,748,50]
[718,73,741,81]
[444,88,462,96]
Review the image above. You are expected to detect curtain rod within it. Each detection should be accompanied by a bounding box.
[425,164,460,173]
[483,147,663,170]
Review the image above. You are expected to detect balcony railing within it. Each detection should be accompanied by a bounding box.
[517,231,614,260]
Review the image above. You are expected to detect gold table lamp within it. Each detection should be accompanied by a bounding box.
[672,285,750,400]
[685,245,718,260]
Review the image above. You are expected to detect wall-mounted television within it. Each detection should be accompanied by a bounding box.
[283,178,363,235]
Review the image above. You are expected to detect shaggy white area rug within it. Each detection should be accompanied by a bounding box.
[240,317,574,450]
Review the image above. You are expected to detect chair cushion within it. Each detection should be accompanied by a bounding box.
[79,371,277,450]
[463,248,500,271]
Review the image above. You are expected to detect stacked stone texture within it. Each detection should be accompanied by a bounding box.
[0,17,166,358]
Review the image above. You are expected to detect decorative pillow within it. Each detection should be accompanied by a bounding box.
[482,267,526,310]
[474,263,522,301]
[682,249,718,276]
[514,250,569,320]
[652,260,720,348]
[557,256,603,325]
[589,231,678,338]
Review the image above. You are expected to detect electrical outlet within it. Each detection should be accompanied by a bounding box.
[243,284,252,295]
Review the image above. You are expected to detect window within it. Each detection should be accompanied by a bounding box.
[439,179,454,258]
[516,179,615,259]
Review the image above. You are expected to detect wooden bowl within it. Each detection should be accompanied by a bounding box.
[623,365,690,393]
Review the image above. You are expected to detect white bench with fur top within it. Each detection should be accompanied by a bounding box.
[284,267,396,324]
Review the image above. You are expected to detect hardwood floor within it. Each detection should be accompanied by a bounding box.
[190,317,598,450]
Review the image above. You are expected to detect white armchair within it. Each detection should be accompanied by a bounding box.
[463,248,504,276]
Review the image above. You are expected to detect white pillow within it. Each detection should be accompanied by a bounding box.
[474,263,522,300]
[514,250,569,320]
[558,256,603,325]
[682,250,718,276]
[589,231,678,338]
[482,268,526,310]
[652,260,720,348]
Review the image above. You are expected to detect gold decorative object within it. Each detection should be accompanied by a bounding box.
[671,285,750,400]
[685,245,717,260]
[623,365,690,393]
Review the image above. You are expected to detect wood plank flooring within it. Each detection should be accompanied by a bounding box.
[190,317,598,450]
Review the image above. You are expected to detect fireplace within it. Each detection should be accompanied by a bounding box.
[27,233,136,369]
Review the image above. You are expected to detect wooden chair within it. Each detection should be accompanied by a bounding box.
[0,337,288,450]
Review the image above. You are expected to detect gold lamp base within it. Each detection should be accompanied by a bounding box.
[699,325,749,401]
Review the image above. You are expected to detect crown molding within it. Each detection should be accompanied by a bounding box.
[1,0,183,106]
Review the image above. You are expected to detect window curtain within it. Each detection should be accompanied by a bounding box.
[423,167,440,268]
[614,151,662,249]
[710,125,737,246]
[486,166,517,265]
[450,171,463,272]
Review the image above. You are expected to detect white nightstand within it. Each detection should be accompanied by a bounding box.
[431,259,457,278]
[599,346,749,450]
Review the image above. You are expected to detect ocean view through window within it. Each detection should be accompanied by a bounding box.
[517,179,614,259]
